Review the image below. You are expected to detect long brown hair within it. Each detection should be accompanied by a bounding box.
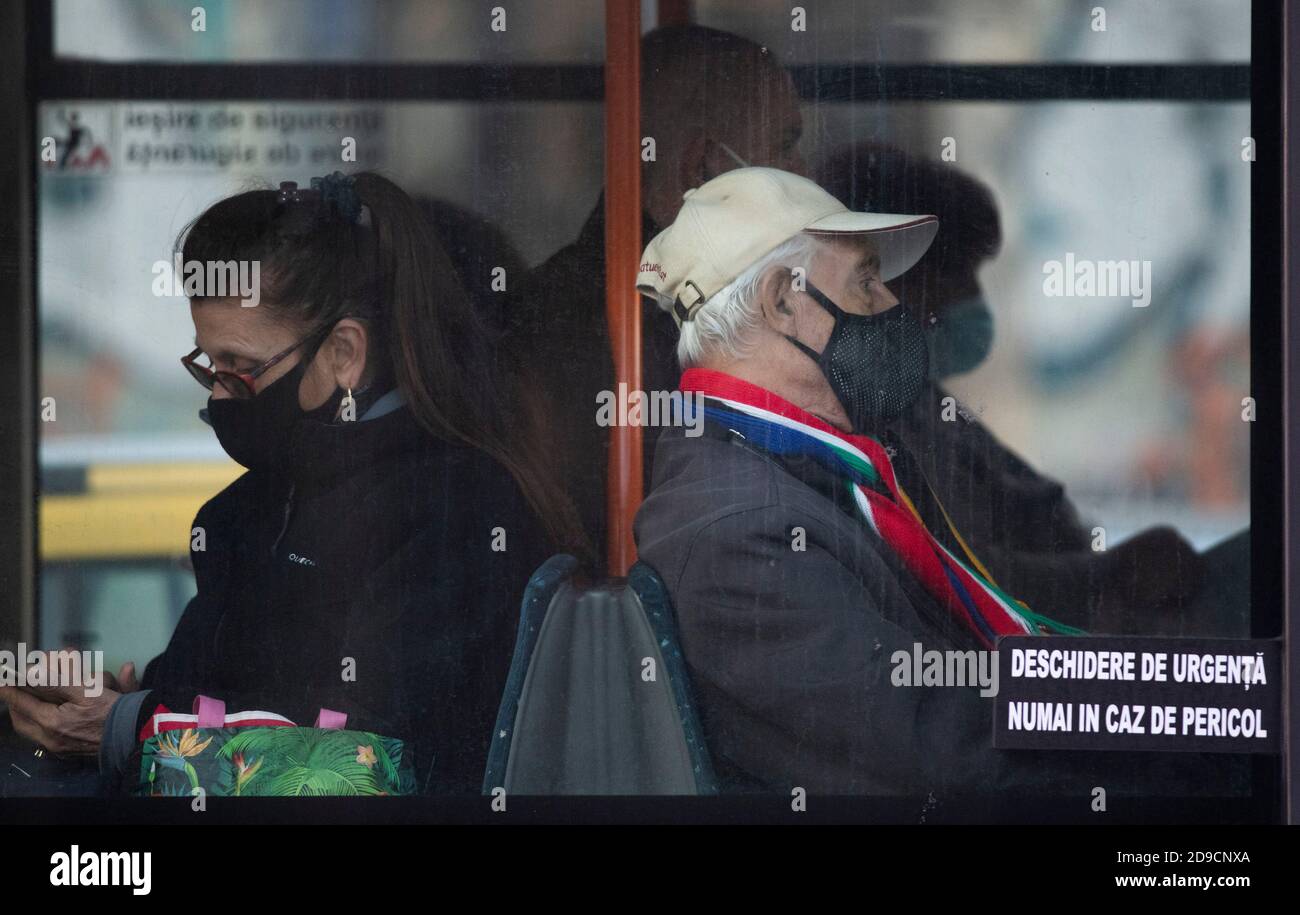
[180,171,589,557]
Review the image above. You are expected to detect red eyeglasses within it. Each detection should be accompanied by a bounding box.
[182,326,330,400]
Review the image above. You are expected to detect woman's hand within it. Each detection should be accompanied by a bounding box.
[104,661,141,694]
[0,678,123,756]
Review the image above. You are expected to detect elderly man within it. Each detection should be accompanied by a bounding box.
[633,167,1244,796]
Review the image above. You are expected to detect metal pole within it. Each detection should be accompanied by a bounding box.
[603,0,643,576]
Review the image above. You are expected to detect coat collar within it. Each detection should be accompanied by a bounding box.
[284,398,430,489]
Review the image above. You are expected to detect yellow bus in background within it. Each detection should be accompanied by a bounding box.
[40,437,242,674]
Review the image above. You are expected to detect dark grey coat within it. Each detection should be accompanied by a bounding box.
[634,420,1246,796]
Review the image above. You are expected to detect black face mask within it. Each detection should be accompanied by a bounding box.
[784,282,929,433]
[202,350,344,472]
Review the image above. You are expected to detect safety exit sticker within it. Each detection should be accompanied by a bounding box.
[993,636,1280,753]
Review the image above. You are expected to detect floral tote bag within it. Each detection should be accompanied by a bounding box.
[137,695,416,797]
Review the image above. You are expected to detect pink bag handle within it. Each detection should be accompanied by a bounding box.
[192,695,342,729]
[193,695,226,728]
[314,708,347,730]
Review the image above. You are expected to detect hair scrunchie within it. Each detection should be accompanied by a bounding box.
[310,171,364,224]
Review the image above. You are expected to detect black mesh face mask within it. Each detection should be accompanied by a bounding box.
[784,282,930,433]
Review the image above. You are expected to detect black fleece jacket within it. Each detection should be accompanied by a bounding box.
[130,402,550,794]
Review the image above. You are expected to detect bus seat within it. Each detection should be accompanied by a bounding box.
[482,554,717,795]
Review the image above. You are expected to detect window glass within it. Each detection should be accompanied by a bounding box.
[55,0,605,63]
[805,100,1252,549]
[38,99,601,442]
[694,0,1249,63]
[40,563,194,676]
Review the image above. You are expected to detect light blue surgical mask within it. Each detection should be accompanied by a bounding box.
[926,294,995,379]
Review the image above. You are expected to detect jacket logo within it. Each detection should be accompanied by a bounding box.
[287,553,316,567]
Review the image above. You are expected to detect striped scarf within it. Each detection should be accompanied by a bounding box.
[679,368,1081,648]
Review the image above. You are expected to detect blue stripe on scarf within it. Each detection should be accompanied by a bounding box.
[938,558,997,645]
[702,404,878,488]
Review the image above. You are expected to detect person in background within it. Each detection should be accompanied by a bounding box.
[0,172,584,794]
[503,23,808,570]
[418,197,529,329]
[818,142,1232,637]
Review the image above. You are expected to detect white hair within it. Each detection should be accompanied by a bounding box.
[658,232,822,369]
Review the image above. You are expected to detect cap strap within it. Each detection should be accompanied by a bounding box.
[673,279,707,325]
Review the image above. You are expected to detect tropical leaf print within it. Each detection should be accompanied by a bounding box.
[142,726,412,797]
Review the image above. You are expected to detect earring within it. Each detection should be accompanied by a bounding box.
[341,386,355,421]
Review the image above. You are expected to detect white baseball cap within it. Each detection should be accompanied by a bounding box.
[637,167,939,327]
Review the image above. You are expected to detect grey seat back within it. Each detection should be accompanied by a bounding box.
[483,556,716,795]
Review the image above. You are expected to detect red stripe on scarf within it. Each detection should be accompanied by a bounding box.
[857,485,987,639]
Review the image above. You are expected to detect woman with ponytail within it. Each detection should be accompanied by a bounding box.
[7,172,586,794]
